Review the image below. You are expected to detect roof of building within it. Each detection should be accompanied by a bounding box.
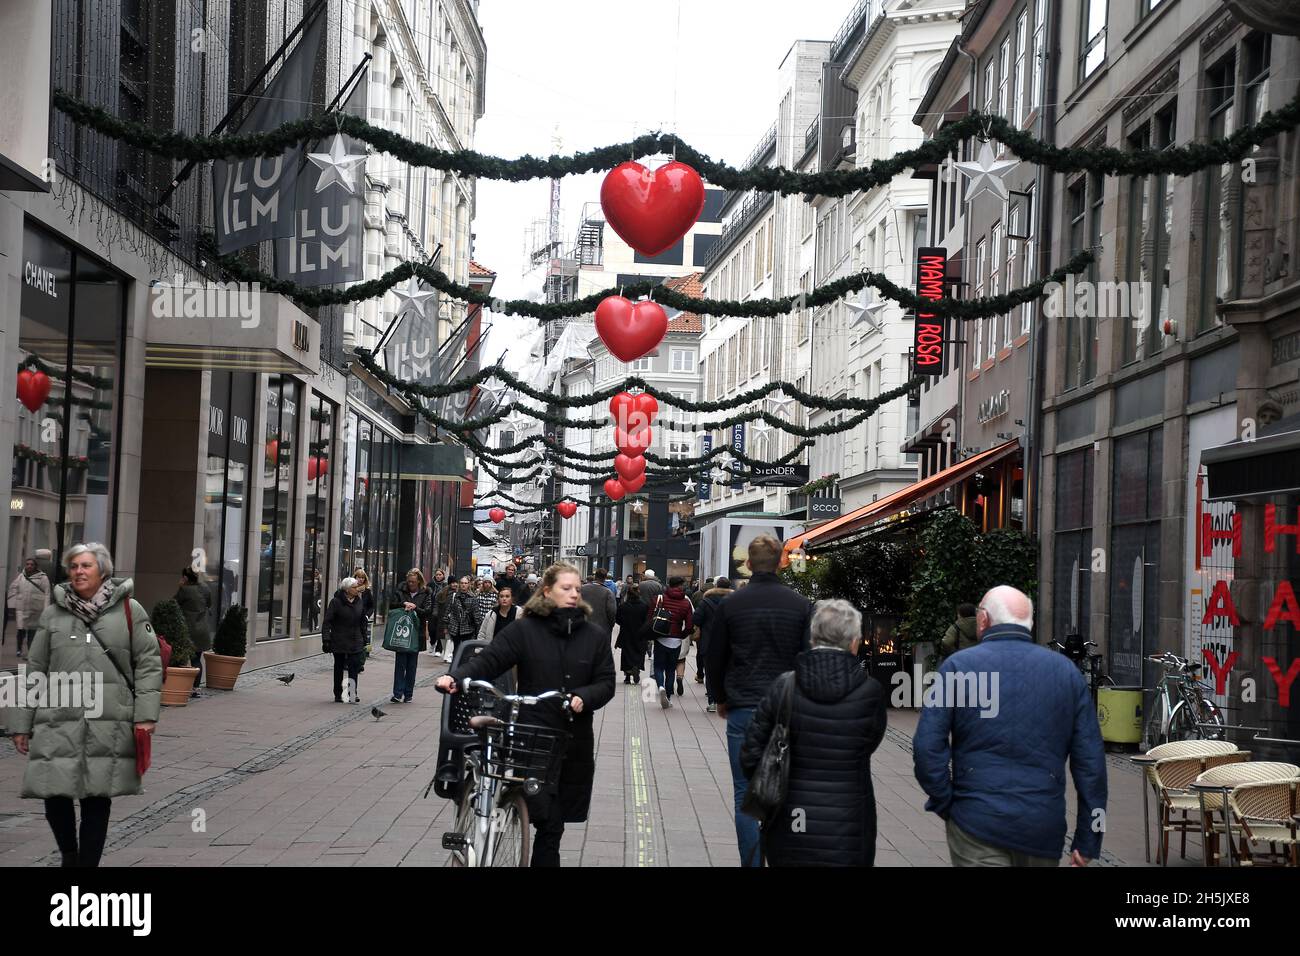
[468,260,497,277]
[661,273,704,333]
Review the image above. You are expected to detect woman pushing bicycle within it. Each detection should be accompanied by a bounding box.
[436,563,616,867]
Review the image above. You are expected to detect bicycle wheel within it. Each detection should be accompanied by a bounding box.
[1167,700,1199,741]
[448,762,479,867]
[488,790,530,867]
[1193,694,1226,739]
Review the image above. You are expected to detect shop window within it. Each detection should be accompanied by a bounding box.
[203,370,254,635]
[1108,427,1163,686]
[1199,53,1236,331]
[258,375,300,640]
[1053,448,1094,648]
[300,394,336,632]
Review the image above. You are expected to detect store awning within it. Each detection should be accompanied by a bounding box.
[783,438,1020,557]
[1202,427,1300,501]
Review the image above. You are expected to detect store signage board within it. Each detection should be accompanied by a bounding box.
[747,463,811,487]
[913,247,947,377]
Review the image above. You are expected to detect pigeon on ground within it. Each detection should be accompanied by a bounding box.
[277,673,295,685]
[371,706,387,720]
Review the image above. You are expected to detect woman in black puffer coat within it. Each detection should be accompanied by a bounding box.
[323,577,369,704]
[438,563,616,868]
[741,598,886,867]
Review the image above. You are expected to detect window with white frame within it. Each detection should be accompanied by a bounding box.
[668,439,692,460]
[1021,185,1036,335]
[1080,0,1107,82]
[629,356,652,373]
[671,348,695,373]
[1013,13,1028,126]
[972,238,986,367]
[1032,0,1047,112]
[983,61,996,113]
[989,221,1003,358]
[998,37,1011,119]
[1005,209,1019,346]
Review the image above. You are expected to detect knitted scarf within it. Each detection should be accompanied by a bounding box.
[64,580,116,625]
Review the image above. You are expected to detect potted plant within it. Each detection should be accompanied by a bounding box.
[205,605,248,690]
[153,599,199,707]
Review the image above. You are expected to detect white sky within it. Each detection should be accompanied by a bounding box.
[471,0,852,366]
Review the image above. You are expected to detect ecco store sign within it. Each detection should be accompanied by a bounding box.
[807,497,842,519]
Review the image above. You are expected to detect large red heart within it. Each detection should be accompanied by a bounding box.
[307,456,329,482]
[600,160,706,256]
[16,369,51,414]
[595,296,668,363]
[615,427,652,457]
[609,391,658,434]
[556,501,578,519]
[603,479,626,501]
[622,472,646,493]
[615,454,646,482]
[488,507,506,523]
[265,439,279,464]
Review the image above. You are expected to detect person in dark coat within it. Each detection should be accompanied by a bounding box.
[940,603,979,658]
[692,577,733,711]
[579,575,616,634]
[174,567,212,694]
[706,534,812,867]
[445,576,483,661]
[352,568,376,673]
[431,569,451,658]
[390,569,432,704]
[323,578,368,703]
[742,599,886,866]
[437,563,616,867]
[614,588,647,683]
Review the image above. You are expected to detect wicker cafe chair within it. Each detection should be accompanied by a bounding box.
[1228,771,1300,867]
[1142,740,1242,863]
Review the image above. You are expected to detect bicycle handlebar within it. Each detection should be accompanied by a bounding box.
[453,678,571,708]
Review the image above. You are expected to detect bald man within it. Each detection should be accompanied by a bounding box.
[912,585,1107,867]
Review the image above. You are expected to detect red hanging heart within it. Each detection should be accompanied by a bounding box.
[488,507,506,523]
[614,427,652,457]
[600,160,706,256]
[615,454,646,482]
[603,478,626,501]
[556,501,578,519]
[622,472,646,493]
[265,439,279,464]
[595,296,668,363]
[16,369,51,414]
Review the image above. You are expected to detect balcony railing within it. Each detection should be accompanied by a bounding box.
[829,0,884,63]
[702,191,775,272]
[805,118,820,154]
[742,122,778,171]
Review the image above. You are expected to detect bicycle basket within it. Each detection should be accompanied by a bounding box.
[480,721,570,787]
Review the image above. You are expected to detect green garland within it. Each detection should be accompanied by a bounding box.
[213,236,1091,323]
[13,443,90,470]
[54,85,1300,196]
[795,473,840,497]
[471,426,813,470]
[20,354,114,391]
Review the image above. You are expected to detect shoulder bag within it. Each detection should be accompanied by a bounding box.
[740,671,796,824]
[650,595,673,638]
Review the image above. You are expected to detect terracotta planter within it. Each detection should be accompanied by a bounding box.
[161,666,200,707]
[203,652,246,690]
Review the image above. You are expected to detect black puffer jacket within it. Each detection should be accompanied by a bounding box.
[706,571,812,708]
[322,589,368,655]
[741,648,887,866]
[450,595,617,823]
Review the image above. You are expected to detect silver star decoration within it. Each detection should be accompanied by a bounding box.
[682,477,697,493]
[711,468,730,484]
[954,141,1018,203]
[306,133,367,193]
[391,277,437,321]
[534,474,548,489]
[539,463,555,480]
[766,393,795,418]
[750,418,772,439]
[846,290,885,329]
[631,499,643,514]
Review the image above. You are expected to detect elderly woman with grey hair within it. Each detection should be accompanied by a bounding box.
[9,543,162,867]
[740,598,887,866]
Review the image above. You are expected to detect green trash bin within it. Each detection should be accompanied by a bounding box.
[1097,686,1143,744]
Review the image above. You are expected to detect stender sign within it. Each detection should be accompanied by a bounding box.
[913,247,947,377]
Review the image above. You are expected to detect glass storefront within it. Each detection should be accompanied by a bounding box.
[258,375,300,641]
[6,222,125,670]
[337,408,399,614]
[300,393,336,632]
[203,370,255,635]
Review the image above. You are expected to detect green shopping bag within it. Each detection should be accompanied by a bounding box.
[382,609,421,652]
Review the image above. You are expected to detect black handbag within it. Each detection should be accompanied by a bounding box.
[649,595,673,637]
[741,671,796,823]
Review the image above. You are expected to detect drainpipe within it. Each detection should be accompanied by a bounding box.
[955,31,978,475]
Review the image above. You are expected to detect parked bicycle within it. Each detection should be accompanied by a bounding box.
[1145,651,1225,745]
[1049,634,1115,700]
[433,679,571,867]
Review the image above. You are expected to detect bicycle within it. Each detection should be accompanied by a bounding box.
[1049,636,1115,700]
[433,679,571,867]
[1144,651,1225,745]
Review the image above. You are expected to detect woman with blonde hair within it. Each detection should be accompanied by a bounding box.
[351,568,375,671]
[437,563,615,866]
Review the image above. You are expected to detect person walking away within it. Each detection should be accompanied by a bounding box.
[913,586,1108,867]
[10,543,162,867]
[477,586,519,642]
[8,556,50,660]
[445,576,483,662]
[437,563,616,866]
[693,577,733,711]
[688,579,705,608]
[637,568,663,605]
[649,576,693,708]
[614,587,647,683]
[580,573,617,635]
[940,603,979,659]
[391,569,432,704]
[741,600,886,866]
[706,534,812,867]
[596,567,618,602]
[174,567,211,695]
[432,569,452,659]
[323,577,368,703]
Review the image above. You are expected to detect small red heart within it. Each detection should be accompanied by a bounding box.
[609,392,659,433]
[488,507,506,523]
[603,479,626,501]
[556,501,578,519]
[16,369,51,414]
[614,427,652,457]
[622,472,646,493]
[595,296,668,363]
[265,439,279,464]
[615,454,646,482]
[600,160,706,256]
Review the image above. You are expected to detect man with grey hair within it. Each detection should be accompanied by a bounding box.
[741,599,886,866]
[913,585,1107,867]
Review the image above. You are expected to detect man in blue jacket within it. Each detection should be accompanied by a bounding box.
[913,585,1107,866]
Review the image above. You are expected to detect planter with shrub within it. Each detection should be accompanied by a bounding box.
[153,599,199,707]
[204,604,248,690]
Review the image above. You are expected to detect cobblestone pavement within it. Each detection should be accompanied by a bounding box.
[0,640,1199,867]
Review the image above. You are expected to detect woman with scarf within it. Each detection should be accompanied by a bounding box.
[437,564,615,866]
[9,543,163,867]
